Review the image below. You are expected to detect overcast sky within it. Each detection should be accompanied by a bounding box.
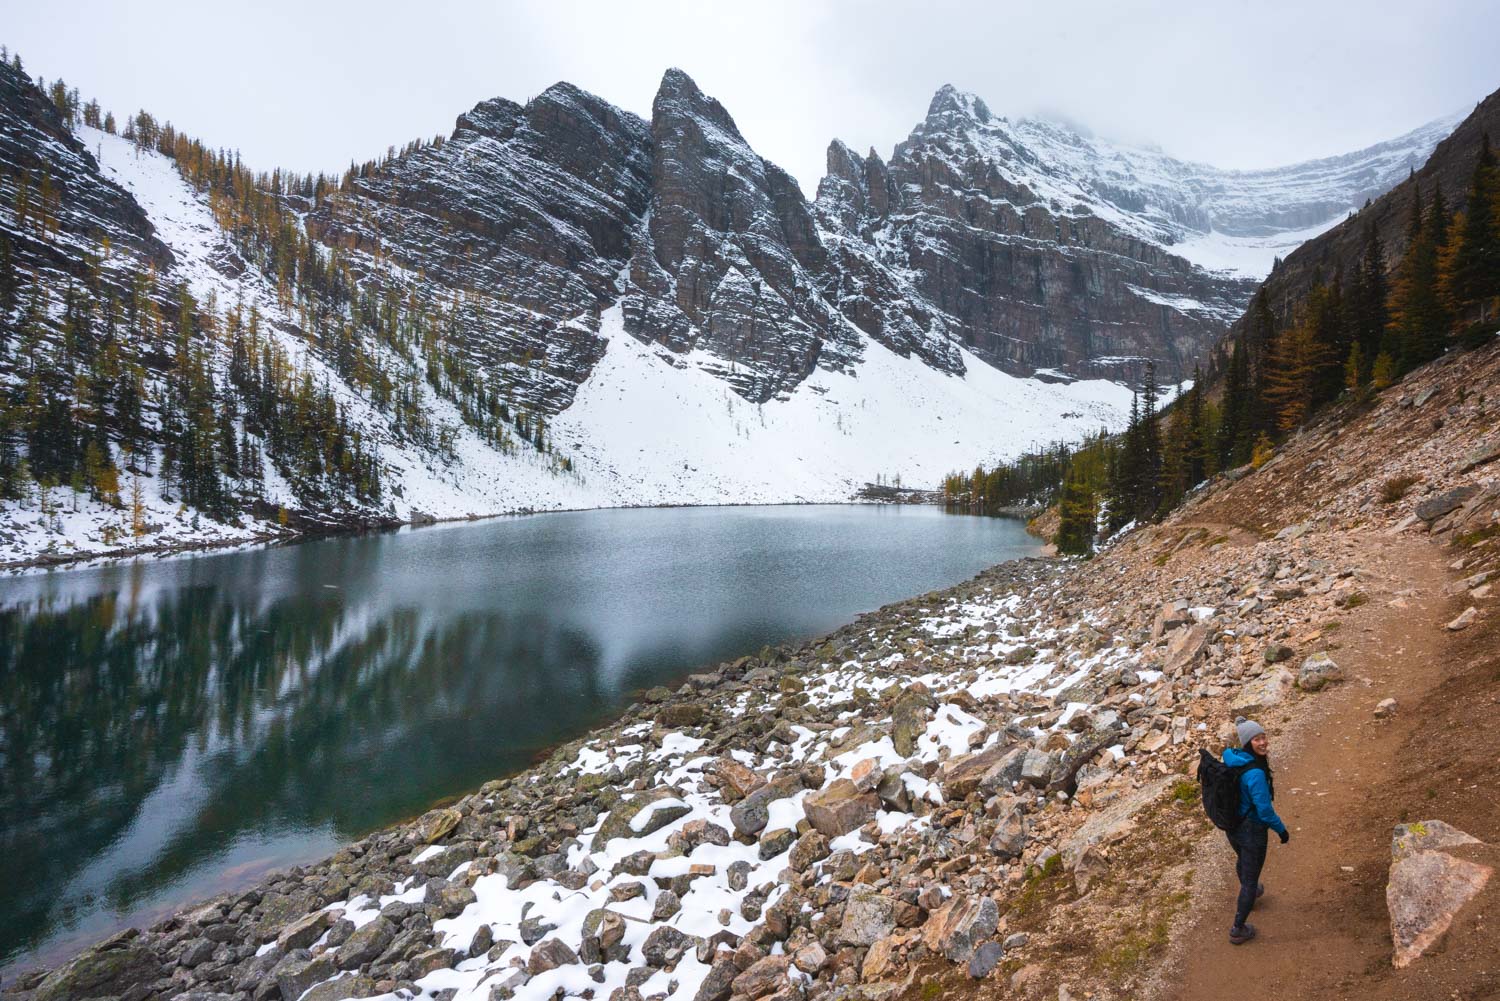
[6,0,1498,196]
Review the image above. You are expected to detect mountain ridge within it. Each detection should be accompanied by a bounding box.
[0,53,1466,567]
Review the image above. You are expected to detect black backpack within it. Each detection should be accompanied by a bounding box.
[1196,749,1253,831]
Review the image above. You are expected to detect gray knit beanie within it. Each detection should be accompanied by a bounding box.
[1235,716,1266,748]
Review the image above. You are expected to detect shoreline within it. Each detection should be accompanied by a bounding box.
[0,496,976,579]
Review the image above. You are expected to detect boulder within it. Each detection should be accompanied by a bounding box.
[838,886,897,947]
[862,937,898,980]
[731,955,790,1000]
[275,954,337,1001]
[1387,821,1493,967]
[412,807,463,844]
[1297,652,1344,691]
[641,925,692,968]
[669,819,731,853]
[1447,607,1479,632]
[594,790,692,848]
[527,938,580,975]
[425,880,478,918]
[33,941,162,1001]
[1164,623,1211,674]
[1231,668,1295,716]
[803,779,878,837]
[758,828,796,860]
[1151,599,1192,640]
[693,956,740,1001]
[706,759,762,802]
[302,976,377,1001]
[789,830,831,872]
[1062,779,1171,868]
[729,783,787,837]
[276,910,335,952]
[938,743,1013,800]
[922,895,998,963]
[335,915,395,970]
[1416,485,1480,524]
[1046,719,1127,792]
[1460,438,1500,473]
[988,807,1028,860]
[968,940,1003,979]
[1018,749,1053,788]
[409,946,459,978]
[891,689,935,757]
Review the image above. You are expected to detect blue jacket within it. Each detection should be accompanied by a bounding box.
[1223,747,1288,837]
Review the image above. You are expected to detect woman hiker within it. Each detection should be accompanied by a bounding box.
[1222,716,1289,944]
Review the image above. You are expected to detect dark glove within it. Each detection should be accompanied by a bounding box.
[1278,830,1290,844]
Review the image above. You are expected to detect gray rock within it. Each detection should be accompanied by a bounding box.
[518,915,557,945]
[1298,652,1344,691]
[758,828,796,860]
[335,916,395,970]
[1460,438,1500,473]
[728,784,782,836]
[967,940,1003,978]
[988,808,1028,860]
[32,941,163,1001]
[275,954,336,1001]
[302,975,377,1001]
[838,887,896,947]
[179,938,217,968]
[469,924,494,959]
[488,969,530,1000]
[1416,485,1480,523]
[1019,749,1053,788]
[641,925,692,967]
[652,890,682,922]
[425,880,478,918]
[276,910,335,953]
[692,956,739,1001]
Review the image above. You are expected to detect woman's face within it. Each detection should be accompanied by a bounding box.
[1250,733,1269,755]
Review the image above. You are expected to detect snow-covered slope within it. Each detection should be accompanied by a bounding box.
[555,307,1133,504]
[987,102,1465,277]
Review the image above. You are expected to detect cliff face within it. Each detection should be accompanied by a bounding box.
[303,82,655,413]
[296,72,1455,404]
[814,86,1458,385]
[0,59,171,287]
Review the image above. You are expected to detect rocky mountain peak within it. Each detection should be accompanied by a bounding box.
[653,67,745,145]
[926,84,994,125]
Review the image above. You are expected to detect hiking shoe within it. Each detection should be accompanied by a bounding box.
[1229,923,1257,945]
[1256,882,1265,899]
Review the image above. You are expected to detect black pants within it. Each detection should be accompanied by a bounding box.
[1226,816,1268,927]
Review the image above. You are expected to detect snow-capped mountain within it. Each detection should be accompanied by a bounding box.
[0,58,1459,565]
[815,85,1461,384]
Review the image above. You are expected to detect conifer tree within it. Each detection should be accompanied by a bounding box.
[1443,136,1500,314]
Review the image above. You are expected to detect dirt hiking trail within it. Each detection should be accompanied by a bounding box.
[1160,532,1500,1001]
